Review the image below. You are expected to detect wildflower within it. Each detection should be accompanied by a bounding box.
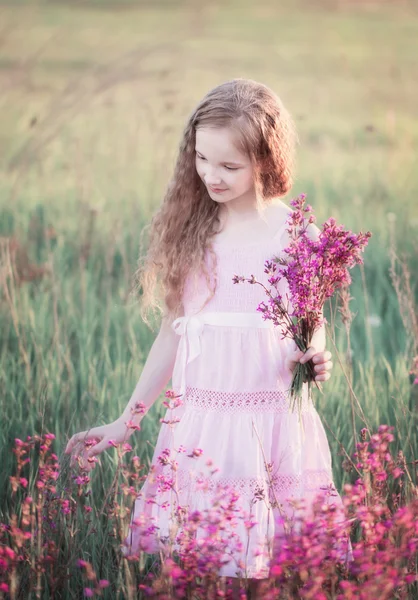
[157,448,171,466]
[188,448,203,458]
[244,518,258,530]
[235,192,371,424]
[126,420,140,431]
[77,559,88,568]
[132,401,146,413]
[75,475,90,486]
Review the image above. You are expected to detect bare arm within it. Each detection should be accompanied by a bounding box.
[118,311,182,428]
[64,309,184,463]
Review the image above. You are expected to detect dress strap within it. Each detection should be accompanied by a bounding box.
[272,211,292,244]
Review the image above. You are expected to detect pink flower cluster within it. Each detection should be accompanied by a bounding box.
[1,421,417,597]
[279,194,371,318]
[233,193,372,422]
[76,560,109,597]
[120,418,417,599]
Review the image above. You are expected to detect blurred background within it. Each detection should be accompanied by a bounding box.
[1,0,417,505]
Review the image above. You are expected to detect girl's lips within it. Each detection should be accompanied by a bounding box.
[208,186,227,193]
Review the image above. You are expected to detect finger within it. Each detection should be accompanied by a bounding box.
[314,360,333,374]
[285,349,304,371]
[85,438,110,458]
[289,347,304,360]
[65,428,102,455]
[315,371,331,382]
[299,346,317,364]
[312,351,332,365]
[69,438,99,468]
[70,448,83,468]
[65,432,87,455]
[72,450,98,471]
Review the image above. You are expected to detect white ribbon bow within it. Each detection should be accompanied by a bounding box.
[172,315,206,397]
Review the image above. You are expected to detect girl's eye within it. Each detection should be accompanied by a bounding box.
[196,153,238,171]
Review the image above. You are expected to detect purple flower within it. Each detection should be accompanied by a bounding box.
[234,193,372,423]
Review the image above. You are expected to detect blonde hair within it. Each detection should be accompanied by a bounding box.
[134,78,296,327]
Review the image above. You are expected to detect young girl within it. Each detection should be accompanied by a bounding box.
[65,79,353,595]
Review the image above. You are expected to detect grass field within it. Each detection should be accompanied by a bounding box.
[0,0,418,596]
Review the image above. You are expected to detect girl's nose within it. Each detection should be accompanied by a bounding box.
[205,170,222,186]
[206,178,223,187]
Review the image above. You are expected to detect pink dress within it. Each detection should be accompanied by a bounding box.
[122,219,353,578]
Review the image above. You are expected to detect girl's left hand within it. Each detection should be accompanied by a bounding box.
[286,346,333,382]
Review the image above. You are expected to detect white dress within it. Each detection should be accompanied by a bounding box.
[122,222,354,578]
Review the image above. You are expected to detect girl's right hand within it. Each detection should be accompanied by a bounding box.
[64,418,134,471]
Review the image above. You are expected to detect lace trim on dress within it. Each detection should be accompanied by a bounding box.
[175,467,335,500]
[183,386,312,414]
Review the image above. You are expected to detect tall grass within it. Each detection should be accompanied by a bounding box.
[0,0,417,597]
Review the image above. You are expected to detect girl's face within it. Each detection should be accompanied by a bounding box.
[195,126,256,207]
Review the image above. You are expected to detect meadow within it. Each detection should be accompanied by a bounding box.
[0,0,418,597]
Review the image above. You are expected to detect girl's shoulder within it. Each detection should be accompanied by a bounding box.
[269,199,292,229]
[263,201,291,244]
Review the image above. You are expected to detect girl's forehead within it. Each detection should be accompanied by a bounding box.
[195,126,247,159]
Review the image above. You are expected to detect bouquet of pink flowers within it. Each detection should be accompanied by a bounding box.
[233,193,372,425]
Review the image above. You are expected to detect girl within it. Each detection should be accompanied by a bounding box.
[65,79,352,596]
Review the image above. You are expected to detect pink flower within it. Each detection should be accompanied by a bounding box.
[77,559,88,568]
[235,192,371,422]
[170,566,183,579]
[188,448,203,458]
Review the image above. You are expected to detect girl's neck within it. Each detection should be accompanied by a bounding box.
[218,196,261,224]
[215,198,288,244]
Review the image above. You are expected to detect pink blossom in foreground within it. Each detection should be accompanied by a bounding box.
[2,419,417,597]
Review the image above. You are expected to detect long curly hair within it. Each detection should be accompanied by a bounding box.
[134,78,297,327]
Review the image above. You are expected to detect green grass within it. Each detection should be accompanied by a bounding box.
[0,0,417,596]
